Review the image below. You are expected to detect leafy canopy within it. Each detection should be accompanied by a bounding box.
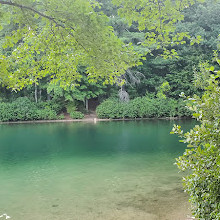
[0,0,205,91]
[0,0,141,90]
[112,0,203,58]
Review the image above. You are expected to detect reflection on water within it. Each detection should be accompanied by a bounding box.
[0,120,194,220]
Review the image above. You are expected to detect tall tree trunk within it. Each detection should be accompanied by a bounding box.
[35,83,38,103]
[85,98,89,111]
[39,88,42,101]
[47,93,51,100]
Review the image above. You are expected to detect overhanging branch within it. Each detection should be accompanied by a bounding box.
[0,0,55,21]
[0,0,88,51]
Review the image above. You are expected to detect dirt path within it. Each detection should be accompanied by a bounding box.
[83,112,97,120]
[63,111,97,121]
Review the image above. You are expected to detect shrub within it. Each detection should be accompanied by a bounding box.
[36,108,57,120]
[0,97,59,121]
[69,111,84,119]
[66,101,77,113]
[96,97,190,119]
[96,99,122,119]
[41,99,64,114]
[126,97,148,118]
[0,102,16,121]
[57,114,65,120]
[12,97,38,120]
[177,99,192,117]
[171,64,220,219]
[154,98,178,117]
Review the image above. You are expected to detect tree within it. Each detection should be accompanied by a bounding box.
[171,60,220,219]
[0,0,205,92]
[0,0,141,90]
[112,0,203,58]
[47,73,107,111]
[126,0,220,99]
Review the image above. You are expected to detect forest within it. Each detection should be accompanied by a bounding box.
[0,0,219,120]
[0,0,220,219]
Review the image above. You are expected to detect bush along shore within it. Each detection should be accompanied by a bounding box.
[0,96,191,122]
[0,97,84,122]
[96,97,191,119]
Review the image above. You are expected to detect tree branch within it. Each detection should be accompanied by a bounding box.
[0,0,55,21]
[0,0,88,51]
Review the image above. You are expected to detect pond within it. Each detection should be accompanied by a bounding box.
[0,120,193,220]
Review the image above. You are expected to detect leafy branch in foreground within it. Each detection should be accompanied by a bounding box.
[0,0,141,90]
[0,0,205,91]
[171,60,220,219]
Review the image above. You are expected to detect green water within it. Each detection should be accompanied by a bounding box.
[0,120,193,220]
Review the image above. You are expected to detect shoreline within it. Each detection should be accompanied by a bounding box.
[0,116,192,125]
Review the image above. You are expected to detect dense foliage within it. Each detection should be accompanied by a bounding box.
[69,111,85,119]
[66,101,85,119]
[96,97,191,119]
[0,0,141,89]
[0,97,58,121]
[171,61,220,219]
[1,0,220,112]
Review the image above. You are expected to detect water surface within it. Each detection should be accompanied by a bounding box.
[0,120,193,220]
